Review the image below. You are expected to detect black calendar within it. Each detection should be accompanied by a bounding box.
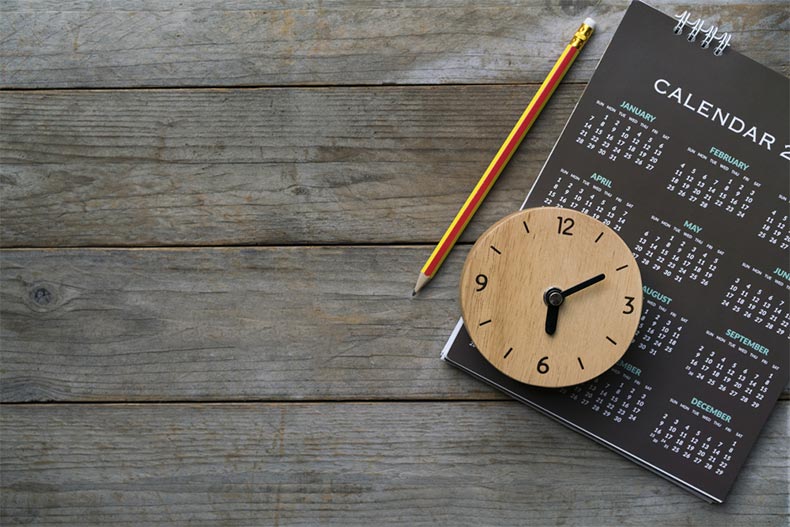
[441,1,788,503]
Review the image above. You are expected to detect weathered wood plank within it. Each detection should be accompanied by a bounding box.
[0,402,787,525]
[2,246,788,402]
[0,246,481,401]
[1,84,580,247]
[1,1,787,88]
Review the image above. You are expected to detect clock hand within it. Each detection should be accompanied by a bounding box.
[542,275,604,336]
[544,287,563,335]
[545,304,559,335]
[561,273,606,297]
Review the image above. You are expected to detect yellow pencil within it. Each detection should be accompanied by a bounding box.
[412,18,596,296]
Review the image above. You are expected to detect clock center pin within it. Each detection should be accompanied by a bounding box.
[544,288,564,307]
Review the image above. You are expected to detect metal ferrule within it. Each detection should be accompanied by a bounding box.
[570,23,594,50]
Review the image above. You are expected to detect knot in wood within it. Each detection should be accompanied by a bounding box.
[25,282,61,312]
[31,286,54,306]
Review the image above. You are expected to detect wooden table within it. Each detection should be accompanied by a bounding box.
[1,1,787,524]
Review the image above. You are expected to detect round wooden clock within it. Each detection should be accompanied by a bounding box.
[460,207,642,388]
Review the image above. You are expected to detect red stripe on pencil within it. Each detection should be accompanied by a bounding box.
[423,47,580,278]
[412,18,595,296]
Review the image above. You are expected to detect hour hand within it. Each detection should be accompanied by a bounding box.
[544,287,563,335]
[545,304,559,335]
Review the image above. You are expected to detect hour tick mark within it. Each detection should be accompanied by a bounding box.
[523,221,530,234]
[594,232,604,243]
[504,347,513,359]
[479,319,492,326]
[490,245,502,255]
[577,357,585,370]
[606,336,617,345]
[615,264,629,271]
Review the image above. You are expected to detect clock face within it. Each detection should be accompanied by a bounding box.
[460,207,643,388]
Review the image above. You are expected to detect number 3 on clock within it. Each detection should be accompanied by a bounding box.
[623,296,635,314]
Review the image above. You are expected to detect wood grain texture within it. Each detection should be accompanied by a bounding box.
[1,84,581,247]
[0,246,478,402]
[1,2,788,523]
[1,246,787,403]
[1,401,787,526]
[1,1,787,88]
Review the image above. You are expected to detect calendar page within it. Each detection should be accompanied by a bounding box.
[441,1,788,503]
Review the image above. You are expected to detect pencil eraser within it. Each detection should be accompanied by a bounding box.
[584,17,596,29]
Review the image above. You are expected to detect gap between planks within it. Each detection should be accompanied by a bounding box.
[2,394,788,405]
[0,398,787,406]
[0,243,472,251]
[0,81,587,93]
[0,398,515,406]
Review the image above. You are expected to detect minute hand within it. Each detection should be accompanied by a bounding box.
[562,273,606,297]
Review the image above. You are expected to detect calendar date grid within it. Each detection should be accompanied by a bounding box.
[633,215,724,286]
[649,398,742,477]
[558,366,652,425]
[542,169,634,232]
[575,99,670,171]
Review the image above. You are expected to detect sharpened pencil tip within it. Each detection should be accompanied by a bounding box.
[413,273,430,296]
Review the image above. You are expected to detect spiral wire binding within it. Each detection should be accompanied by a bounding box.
[673,11,731,56]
